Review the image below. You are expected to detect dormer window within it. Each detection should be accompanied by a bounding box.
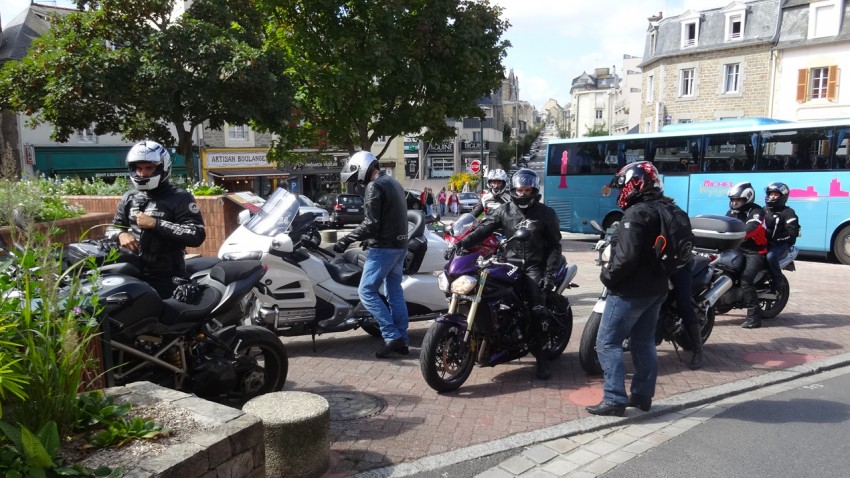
[681,20,699,48]
[808,0,842,38]
[726,13,744,41]
[649,31,657,56]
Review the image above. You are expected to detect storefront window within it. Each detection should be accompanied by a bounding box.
[430,157,453,178]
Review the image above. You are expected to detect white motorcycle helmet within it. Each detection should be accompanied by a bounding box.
[486,168,508,196]
[340,151,379,185]
[127,140,172,191]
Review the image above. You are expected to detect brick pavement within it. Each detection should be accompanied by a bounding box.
[279,236,850,476]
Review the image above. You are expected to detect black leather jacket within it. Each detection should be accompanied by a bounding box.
[343,172,409,249]
[601,197,669,298]
[460,200,562,277]
[764,205,800,246]
[105,183,206,278]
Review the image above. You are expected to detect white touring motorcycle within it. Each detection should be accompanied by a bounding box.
[218,188,450,344]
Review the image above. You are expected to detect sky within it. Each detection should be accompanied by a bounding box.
[2,0,731,110]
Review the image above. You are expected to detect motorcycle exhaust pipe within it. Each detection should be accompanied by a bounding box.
[700,275,733,310]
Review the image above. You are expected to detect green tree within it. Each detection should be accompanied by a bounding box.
[0,0,293,181]
[259,0,510,160]
[584,123,609,137]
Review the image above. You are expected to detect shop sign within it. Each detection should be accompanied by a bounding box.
[461,141,489,152]
[428,141,454,153]
[207,151,268,167]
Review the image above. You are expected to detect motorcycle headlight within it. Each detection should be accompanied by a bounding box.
[450,275,478,295]
[437,272,449,292]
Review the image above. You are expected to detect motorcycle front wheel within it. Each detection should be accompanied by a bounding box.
[419,322,474,393]
[230,327,289,400]
[543,293,573,360]
[578,311,603,375]
[760,275,789,319]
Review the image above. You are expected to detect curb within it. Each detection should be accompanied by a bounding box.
[352,352,850,478]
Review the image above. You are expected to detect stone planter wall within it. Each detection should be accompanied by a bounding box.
[63,195,241,257]
[105,381,264,478]
[0,212,114,248]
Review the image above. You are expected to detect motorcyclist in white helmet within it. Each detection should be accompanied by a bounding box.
[105,140,206,298]
[471,168,511,217]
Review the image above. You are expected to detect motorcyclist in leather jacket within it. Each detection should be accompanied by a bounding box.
[105,141,206,298]
[726,182,768,329]
[471,168,511,217]
[457,168,561,380]
[763,182,800,291]
[334,151,411,358]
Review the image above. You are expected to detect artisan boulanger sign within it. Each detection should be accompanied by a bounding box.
[207,151,269,167]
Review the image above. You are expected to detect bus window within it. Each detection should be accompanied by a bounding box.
[647,137,697,173]
[762,126,834,171]
[703,132,757,172]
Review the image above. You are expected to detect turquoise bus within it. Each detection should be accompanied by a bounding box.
[542,118,850,264]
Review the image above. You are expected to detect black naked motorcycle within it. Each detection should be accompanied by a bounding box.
[578,220,718,375]
[89,258,288,401]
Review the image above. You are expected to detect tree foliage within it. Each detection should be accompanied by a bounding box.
[0,0,294,181]
[584,123,609,137]
[258,0,510,160]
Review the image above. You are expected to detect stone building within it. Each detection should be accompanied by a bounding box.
[638,0,779,132]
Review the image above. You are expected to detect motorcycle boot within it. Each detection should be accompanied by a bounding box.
[531,305,552,380]
[684,322,704,369]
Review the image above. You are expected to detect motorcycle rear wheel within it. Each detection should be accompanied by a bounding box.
[543,293,573,360]
[231,327,288,400]
[419,322,474,393]
[578,311,603,375]
[760,275,789,319]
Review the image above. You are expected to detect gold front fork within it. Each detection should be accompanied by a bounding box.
[463,269,489,343]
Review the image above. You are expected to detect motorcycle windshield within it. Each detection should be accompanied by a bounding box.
[451,213,478,238]
[243,188,301,237]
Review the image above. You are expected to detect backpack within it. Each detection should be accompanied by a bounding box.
[652,202,695,276]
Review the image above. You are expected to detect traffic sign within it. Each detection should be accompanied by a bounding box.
[470,160,481,173]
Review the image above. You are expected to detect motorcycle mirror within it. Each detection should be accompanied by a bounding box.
[237,209,251,225]
[589,220,604,234]
[270,234,294,253]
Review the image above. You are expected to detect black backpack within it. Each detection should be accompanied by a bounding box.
[652,202,695,276]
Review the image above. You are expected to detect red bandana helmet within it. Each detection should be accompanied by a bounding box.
[609,161,663,210]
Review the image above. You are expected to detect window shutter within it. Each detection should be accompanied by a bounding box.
[796,69,808,102]
[827,65,839,101]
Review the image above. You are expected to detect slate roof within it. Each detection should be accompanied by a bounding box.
[0,3,76,63]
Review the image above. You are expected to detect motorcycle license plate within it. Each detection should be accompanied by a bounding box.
[348,209,358,212]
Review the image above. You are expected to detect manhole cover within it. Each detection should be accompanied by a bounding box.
[316,391,386,421]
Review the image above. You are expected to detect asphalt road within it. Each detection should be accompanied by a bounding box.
[603,367,850,478]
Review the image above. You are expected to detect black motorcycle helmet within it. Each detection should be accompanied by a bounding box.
[609,161,663,210]
[727,182,756,210]
[509,168,541,209]
[765,182,790,208]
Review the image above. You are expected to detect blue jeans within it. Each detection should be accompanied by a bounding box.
[597,293,666,405]
[440,203,446,216]
[766,243,789,284]
[359,247,409,344]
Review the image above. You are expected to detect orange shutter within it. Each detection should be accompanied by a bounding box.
[796,69,808,103]
[827,65,839,101]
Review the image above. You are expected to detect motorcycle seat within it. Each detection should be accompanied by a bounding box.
[208,260,264,284]
[407,210,426,240]
[323,261,362,287]
[185,256,222,276]
[159,287,222,324]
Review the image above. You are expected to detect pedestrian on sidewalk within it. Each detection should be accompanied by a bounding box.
[438,187,447,216]
[587,162,668,417]
[425,188,435,216]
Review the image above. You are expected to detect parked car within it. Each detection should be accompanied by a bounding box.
[406,189,423,210]
[297,195,332,228]
[457,192,482,213]
[316,193,365,227]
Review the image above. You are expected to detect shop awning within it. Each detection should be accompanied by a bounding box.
[207,167,289,180]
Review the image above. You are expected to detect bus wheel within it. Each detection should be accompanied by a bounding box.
[833,226,850,265]
[602,212,623,232]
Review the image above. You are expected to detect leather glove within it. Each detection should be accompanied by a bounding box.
[539,277,556,292]
[333,238,351,254]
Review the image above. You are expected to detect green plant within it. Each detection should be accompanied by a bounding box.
[184,181,227,196]
[0,420,122,478]
[0,179,84,226]
[88,416,171,449]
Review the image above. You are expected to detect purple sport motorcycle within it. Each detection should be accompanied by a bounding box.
[419,226,577,392]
